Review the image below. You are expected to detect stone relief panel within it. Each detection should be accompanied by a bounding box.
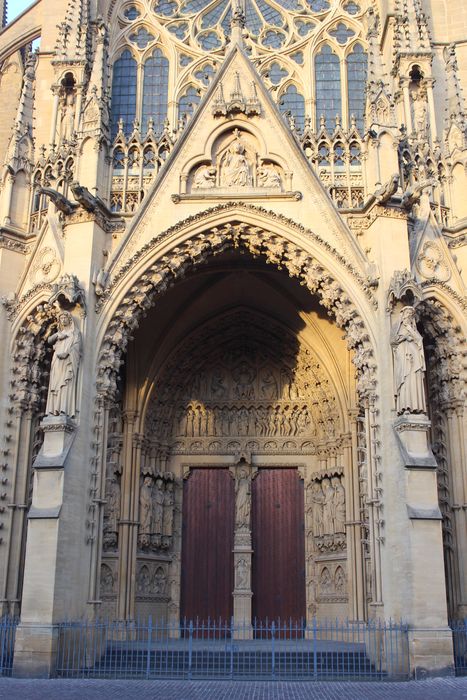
[100,560,118,599]
[317,563,348,604]
[138,472,176,552]
[187,129,286,194]
[144,312,341,458]
[136,562,169,600]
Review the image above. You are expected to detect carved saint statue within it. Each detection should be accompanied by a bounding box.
[391,306,427,414]
[61,91,76,142]
[193,164,216,189]
[331,476,346,534]
[162,480,174,548]
[235,468,251,531]
[322,478,335,536]
[222,139,250,187]
[45,311,81,418]
[139,476,153,546]
[309,481,325,537]
[105,475,120,535]
[152,476,165,539]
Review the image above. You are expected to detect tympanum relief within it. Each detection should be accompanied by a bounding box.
[144,312,341,460]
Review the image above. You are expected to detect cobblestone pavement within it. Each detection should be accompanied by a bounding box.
[1,678,467,699]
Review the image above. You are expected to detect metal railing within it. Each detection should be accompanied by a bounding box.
[0,616,18,676]
[55,618,410,680]
[451,619,467,676]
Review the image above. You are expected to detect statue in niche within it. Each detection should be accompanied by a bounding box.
[60,91,76,142]
[162,480,174,548]
[322,478,335,536]
[332,476,346,534]
[152,476,165,547]
[391,306,427,414]
[236,558,249,589]
[309,481,325,537]
[411,87,428,134]
[220,406,231,436]
[257,161,282,188]
[238,407,249,436]
[139,476,153,548]
[222,138,251,187]
[193,164,216,189]
[45,311,82,418]
[259,369,278,400]
[235,468,251,531]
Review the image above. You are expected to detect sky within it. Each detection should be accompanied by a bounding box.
[6,0,35,24]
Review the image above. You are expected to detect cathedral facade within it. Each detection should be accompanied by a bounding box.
[0,0,466,679]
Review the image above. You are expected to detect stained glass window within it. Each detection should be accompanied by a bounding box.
[111,50,137,137]
[315,45,341,129]
[142,49,169,134]
[279,84,305,131]
[347,44,367,132]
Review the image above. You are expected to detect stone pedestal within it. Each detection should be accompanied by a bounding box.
[394,414,454,677]
[232,530,253,639]
[13,416,76,678]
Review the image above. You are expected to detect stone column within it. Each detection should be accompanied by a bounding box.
[13,416,76,677]
[232,463,253,638]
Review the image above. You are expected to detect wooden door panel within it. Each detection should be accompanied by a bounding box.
[252,468,306,630]
[180,468,234,624]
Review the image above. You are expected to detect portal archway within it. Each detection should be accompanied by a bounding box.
[97,246,372,626]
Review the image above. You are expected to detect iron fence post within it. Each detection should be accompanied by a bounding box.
[313,617,318,679]
[271,621,275,680]
[146,615,152,679]
[188,621,193,680]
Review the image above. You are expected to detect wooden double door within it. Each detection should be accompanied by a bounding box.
[180,468,305,625]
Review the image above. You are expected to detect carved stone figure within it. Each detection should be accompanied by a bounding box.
[162,480,174,548]
[45,311,81,418]
[235,558,249,589]
[310,481,324,537]
[235,468,251,531]
[60,91,75,142]
[257,162,282,188]
[391,306,427,414]
[137,565,151,595]
[193,164,216,189]
[139,476,153,547]
[322,477,335,536]
[222,139,250,187]
[104,475,120,548]
[331,476,346,534]
[259,369,278,400]
[154,566,167,595]
[152,476,164,542]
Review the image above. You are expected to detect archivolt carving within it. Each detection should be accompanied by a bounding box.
[96,220,377,408]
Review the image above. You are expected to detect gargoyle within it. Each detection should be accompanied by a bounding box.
[37,187,77,215]
[374,173,399,204]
